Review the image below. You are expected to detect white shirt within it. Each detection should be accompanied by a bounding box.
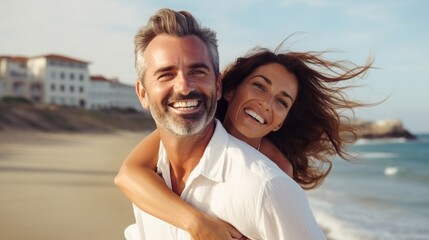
[126,120,326,240]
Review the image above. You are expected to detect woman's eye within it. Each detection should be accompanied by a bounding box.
[253,82,265,91]
[277,99,288,108]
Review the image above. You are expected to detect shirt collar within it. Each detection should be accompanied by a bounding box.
[197,119,228,183]
[157,119,229,184]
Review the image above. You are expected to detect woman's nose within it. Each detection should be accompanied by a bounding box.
[258,98,272,112]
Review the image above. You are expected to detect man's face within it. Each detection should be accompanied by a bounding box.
[137,34,221,136]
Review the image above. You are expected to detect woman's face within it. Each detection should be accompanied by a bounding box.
[223,63,298,141]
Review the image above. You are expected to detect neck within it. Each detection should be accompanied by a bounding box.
[158,121,216,194]
[223,121,262,150]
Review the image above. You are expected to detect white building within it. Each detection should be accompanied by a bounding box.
[27,54,90,108]
[0,54,90,107]
[0,53,142,111]
[0,56,41,102]
[90,75,141,111]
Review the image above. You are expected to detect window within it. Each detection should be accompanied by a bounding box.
[60,85,65,92]
[51,84,56,91]
[70,86,74,92]
[51,71,56,79]
[70,73,75,80]
[13,82,24,95]
[79,86,84,93]
[60,72,65,80]
[79,74,84,81]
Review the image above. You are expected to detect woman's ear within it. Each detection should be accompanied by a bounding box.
[223,88,235,102]
[272,122,284,132]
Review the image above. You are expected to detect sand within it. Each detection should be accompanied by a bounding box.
[0,130,148,240]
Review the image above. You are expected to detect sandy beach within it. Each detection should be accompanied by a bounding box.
[0,130,148,240]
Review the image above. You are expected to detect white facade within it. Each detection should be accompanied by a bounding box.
[27,55,90,108]
[0,56,42,102]
[89,75,141,111]
[1,54,141,111]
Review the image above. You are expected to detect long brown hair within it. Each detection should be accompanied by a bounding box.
[217,47,373,189]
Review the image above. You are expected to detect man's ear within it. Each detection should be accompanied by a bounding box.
[216,73,222,101]
[136,80,149,109]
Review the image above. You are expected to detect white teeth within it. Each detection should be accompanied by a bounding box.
[172,100,198,109]
[245,109,265,124]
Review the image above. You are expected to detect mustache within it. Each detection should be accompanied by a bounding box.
[166,91,206,103]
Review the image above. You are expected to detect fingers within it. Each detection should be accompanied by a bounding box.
[226,223,243,239]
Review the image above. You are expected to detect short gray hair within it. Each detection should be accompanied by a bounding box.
[134,8,219,82]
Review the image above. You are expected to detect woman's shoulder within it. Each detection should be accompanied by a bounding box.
[260,138,293,177]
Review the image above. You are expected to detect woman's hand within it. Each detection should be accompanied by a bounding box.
[189,212,246,240]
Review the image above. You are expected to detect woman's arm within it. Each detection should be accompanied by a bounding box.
[114,130,243,240]
[260,138,293,177]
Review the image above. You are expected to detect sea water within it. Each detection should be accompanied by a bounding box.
[308,134,429,240]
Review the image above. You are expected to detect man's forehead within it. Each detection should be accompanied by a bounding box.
[144,35,212,71]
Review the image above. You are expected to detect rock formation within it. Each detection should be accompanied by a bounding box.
[348,118,417,139]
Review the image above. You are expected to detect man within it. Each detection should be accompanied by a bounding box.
[126,8,326,240]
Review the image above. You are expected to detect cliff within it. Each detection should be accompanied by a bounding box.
[348,118,417,140]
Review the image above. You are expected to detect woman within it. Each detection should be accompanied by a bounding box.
[115,47,372,239]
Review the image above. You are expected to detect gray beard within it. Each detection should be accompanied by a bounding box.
[148,94,217,137]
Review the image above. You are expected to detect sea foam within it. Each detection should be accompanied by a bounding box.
[358,152,398,159]
[384,166,399,176]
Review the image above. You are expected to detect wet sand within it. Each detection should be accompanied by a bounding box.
[0,130,148,240]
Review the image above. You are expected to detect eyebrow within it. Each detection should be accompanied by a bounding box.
[189,63,211,71]
[153,63,211,76]
[254,74,294,103]
[153,66,175,76]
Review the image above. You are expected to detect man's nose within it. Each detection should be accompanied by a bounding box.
[174,73,194,95]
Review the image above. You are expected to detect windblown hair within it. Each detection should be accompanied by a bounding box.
[134,8,219,81]
[217,47,373,189]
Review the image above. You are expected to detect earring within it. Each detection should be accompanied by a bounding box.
[274,122,283,132]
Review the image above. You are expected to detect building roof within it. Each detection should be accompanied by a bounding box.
[90,75,110,82]
[0,55,28,63]
[31,54,90,64]
[91,75,133,87]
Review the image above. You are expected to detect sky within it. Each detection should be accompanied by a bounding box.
[1,0,428,133]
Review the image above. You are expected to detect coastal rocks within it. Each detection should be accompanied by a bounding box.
[349,119,417,140]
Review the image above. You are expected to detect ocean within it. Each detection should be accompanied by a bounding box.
[308,134,429,240]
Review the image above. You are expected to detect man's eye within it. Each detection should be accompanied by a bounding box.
[158,73,174,80]
[190,70,206,77]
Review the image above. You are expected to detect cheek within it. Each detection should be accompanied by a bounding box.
[235,87,257,102]
[151,82,172,98]
[273,109,289,124]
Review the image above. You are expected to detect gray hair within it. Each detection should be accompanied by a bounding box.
[134,8,219,82]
